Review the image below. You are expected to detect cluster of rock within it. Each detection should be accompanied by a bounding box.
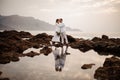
[0,30,120,64]
[70,35,120,56]
[92,35,120,55]
[94,56,120,80]
[0,30,52,64]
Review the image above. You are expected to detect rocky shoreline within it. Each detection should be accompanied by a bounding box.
[0,30,120,80]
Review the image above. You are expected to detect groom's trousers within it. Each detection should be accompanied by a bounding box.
[60,32,68,44]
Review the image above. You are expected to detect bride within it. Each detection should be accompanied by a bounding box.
[52,19,61,44]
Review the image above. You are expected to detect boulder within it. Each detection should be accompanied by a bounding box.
[92,37,101,42]
[0,30,33,53]
[92,35,120,55]
[94,56,120,80]
[40,46,52,56]
[102,35,109,40]
[0,52,20,64]
[81,63,95,69]
[29,33,51,45]
[70,40,94,52]
[0,71,2,76]
[19,31,33,38]
[67,35,76,43]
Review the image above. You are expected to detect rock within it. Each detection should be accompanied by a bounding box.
[0,71,2,76]
[29,33,52,45]
[19,31,33,38]
[103,56,120,67]
[25,51,40,57]
[16,40,32,53]
[92,35,120,55]
[70,40,94,52]
[81,63,95,69]
[0,52,20,64]
[92,37,101,42]
[102,35,109,40]
[94,56,120,80]
[0,30,33,53]
[0,30,32,38]
[40,46,52,56]
[67,35,76,43]
[32,43,42,49]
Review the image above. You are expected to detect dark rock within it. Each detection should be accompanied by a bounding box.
[0,30,33,53]
[19,31,33,38]
[70,40,93,52]
[67,35,76,43]
[29,33,51,45]
[102,35,109,40]
[81,63,95,69]
[24,51,40,57]
[92,35,120,55]
[103,56,120,67]
[32,43,41,49]
[0,52,20,64]
[40,46,52,56]
[16,40,32,53]
[0,71,2,76]
[94,56,120,80]
[92,37,101,42]
[0,30,32,38]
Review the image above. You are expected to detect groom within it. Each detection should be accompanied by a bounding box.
[58,18,68,45]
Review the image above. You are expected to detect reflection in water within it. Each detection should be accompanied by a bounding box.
[53,46,68,72]
[0,46,113,80]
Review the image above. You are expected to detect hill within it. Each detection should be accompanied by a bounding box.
[0,15,80,31]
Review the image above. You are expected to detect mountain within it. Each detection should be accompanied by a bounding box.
[0,15,80,31]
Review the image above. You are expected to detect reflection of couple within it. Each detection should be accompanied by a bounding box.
[52,18,69,72]
[53,47,68,72]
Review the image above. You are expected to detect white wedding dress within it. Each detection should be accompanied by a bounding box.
[52,23,60,42]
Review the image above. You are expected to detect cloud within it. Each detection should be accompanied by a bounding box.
[0,0,120,32]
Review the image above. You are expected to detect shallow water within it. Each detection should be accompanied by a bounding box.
[0,31,119,80]
[0,47,113,80]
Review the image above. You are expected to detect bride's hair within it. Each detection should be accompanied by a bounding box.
[56,19,59,23]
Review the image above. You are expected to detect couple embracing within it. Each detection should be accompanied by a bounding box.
[52,18,68,45]
[52,18,69,72]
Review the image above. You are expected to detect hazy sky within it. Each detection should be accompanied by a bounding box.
[0,0,120,32]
